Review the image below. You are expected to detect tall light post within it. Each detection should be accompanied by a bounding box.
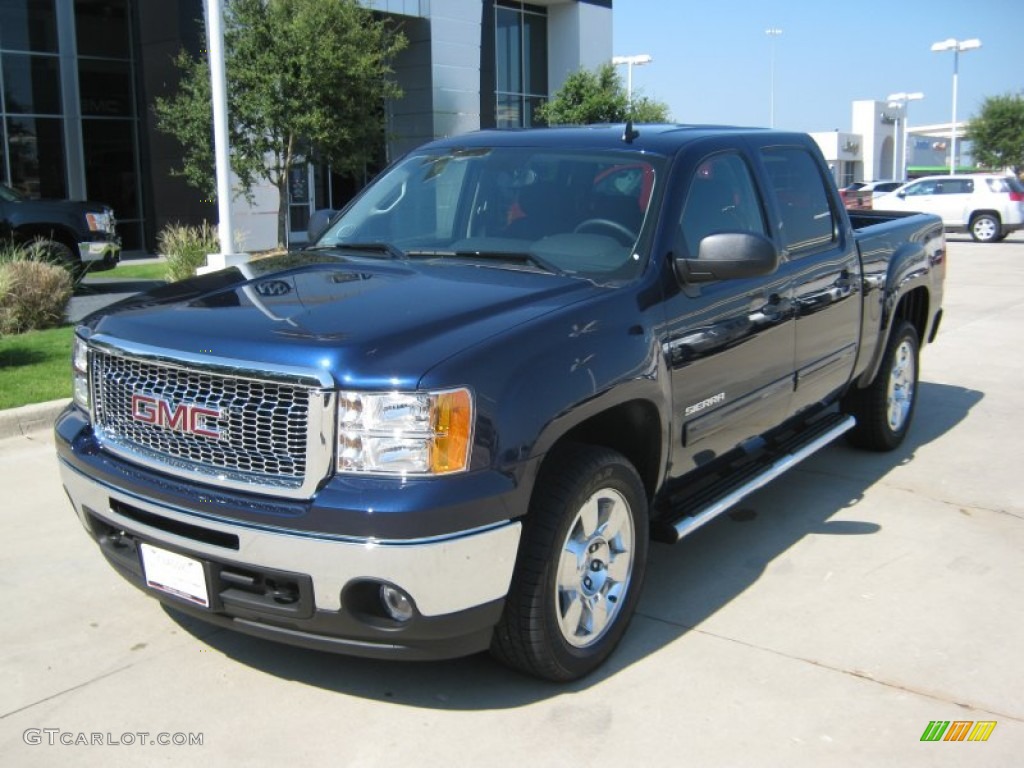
[886,92,924,180]
[931,37,981,174]
[765,27,783,127]
[611,54,652,109]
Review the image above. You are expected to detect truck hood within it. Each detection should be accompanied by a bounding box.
[80,251,603,388]
[19,198,111,214]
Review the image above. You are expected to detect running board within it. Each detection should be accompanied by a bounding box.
[656,413,856,544]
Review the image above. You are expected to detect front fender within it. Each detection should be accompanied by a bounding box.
[420,287,671,506]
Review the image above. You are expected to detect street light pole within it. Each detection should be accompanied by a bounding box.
[931,37,981,174]
[765,28,783,128]
[886,92,924,180]
[611,54,652,109]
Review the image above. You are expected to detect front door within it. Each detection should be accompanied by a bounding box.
[661,148,796,476]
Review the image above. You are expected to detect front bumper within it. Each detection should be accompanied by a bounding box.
[58,420,524,660]
[78,238,121,266]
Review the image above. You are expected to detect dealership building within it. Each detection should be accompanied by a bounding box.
[0,0,612,253]
[811,99,973,188]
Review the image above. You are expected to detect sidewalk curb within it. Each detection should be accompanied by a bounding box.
[0,399,71,440]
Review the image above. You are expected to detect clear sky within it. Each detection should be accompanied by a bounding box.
[612,0,1022,134]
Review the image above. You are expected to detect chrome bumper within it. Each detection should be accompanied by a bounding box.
[78,239,121,264]
[60,459,521,616]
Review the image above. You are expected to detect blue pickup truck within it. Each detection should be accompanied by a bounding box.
[56,125,944,681]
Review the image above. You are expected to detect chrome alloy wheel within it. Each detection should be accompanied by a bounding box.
[886,338,917,432]
[972,216,998,242]
[555,487,636,648]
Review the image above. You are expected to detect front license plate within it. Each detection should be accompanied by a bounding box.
[139,542,210,608]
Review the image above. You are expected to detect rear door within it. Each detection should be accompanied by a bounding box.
[933,178,974,227]
[757,144,861,413]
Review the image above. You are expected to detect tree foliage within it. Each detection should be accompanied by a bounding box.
[155,0,407,246]
[536,63,671,126]
[966,93,1024,175]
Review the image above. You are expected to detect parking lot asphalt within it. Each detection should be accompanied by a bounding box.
[1,235,1022,766]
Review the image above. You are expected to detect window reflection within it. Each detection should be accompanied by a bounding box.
[2,53,62,114]
[0,0,59,53]
[6,116,67,198]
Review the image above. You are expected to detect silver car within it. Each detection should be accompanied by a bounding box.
[876,174,1024,242]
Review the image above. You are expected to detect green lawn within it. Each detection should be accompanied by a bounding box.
[103,261,168,280]
[0,325,74,409]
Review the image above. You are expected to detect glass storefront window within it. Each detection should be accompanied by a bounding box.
[74,0,131,59]
[496,7,522,94]
[78,58,133,116]
[5,116,66,198]
[2,53,62,114]
[494,1,547,128]
[82,118,138,217]
[0,0,59,53]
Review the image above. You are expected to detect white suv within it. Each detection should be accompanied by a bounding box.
[876,174,1024,242]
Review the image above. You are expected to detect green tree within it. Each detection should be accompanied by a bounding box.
[155,0,407,247]
[536,63,671,126]
[966,93,1024,175]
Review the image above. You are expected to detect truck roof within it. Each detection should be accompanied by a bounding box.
[427,123,802,156]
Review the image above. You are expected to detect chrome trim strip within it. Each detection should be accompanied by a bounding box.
[672,415,856,542]
[84,332,335,389]
[61,460,521,615]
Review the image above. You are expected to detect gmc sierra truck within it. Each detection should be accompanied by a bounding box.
[56,125,944,681]
[1,182,120,272]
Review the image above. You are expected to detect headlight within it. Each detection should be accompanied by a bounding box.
[72,335,90,410]
[85,211,113,233]
[338,388,473,475]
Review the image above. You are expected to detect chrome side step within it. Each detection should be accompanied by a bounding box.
[664,414,856,544]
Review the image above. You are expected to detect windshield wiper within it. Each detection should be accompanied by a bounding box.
[308,241,405,259]
[404,249,565,276]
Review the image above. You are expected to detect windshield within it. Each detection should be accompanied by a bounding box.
[315,146,663,281]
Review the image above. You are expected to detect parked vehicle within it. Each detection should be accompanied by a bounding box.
[875,173,1024,242]
[57,125,945,681]
[839,181,871,209]
[861,180,904,198]
[0,183,120,271]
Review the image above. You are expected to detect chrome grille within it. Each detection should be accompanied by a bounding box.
[89,346,332,496]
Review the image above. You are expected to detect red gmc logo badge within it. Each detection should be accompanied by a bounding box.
[131,394,223,440]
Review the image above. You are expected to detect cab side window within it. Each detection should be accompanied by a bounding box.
[762,147,837,255]
[677,153,766,258]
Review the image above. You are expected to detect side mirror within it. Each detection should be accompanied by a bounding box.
[307,208,337,242]
[674,231,780,284]
[897,191,907,199]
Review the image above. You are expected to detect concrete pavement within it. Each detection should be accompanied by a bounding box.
[0,235,1022,766]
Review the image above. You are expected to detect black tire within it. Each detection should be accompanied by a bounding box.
[843,321,920,451]
[40,239,87,278]
[490,445,649,681]
[969,213,1001,243]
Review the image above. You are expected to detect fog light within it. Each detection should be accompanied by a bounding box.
[380,584,415,622]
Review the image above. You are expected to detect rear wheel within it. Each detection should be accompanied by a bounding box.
[843,321,919,451]
[491,445,649,681]
[969,213,1000,243]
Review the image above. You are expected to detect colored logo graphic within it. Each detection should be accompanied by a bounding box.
[920,721,997,742]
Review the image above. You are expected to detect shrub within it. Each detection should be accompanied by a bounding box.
[0,259,73,335]
[0,236,87,284]
[159,221,219,282]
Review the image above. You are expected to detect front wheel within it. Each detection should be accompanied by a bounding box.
[491,445,649,681]
[970,214,1001,243]
[843,321,920,451]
